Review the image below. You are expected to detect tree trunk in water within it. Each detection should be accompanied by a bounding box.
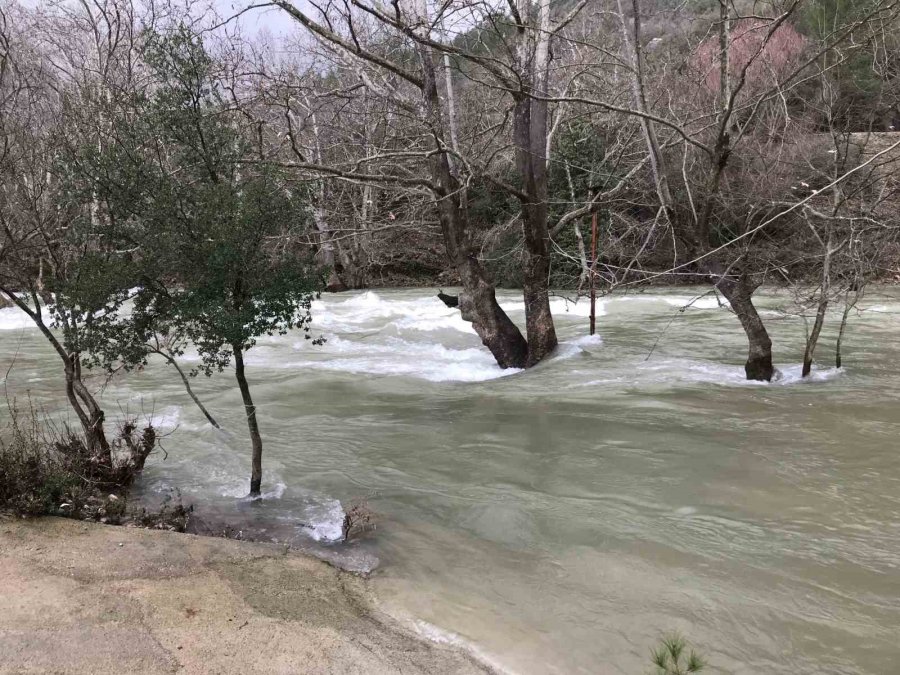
[803,230,835,378]
[514,94,557,365]
[0,288,111,462]
[512,0,557,366]
[802,297,828,378]
[717,277,774,381]
[415,38,528,369]
[233,344,264,497]
[456,264,529,369]
[835,301,852,369]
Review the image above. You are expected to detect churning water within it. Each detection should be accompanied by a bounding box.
[2,287,899,673]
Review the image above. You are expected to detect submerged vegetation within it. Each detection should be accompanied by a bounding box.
[0,402,187,528]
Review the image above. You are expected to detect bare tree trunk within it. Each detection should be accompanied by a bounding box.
[442,50,462,179]
[516,95,558,365]
[574,219,590,288]
[313,203,348,292]
[565,163,590,287]
[717,276,774,381]
[687,1,773,382]
[304,100,350,292]
[513,0,558,366]
[802,297,828,377]
[835,285,860,369]
[71,374,110,459]
[232,343,263,497]
[802,232,833,377]
[617,0,676,220]
[835,307,849,369]
[415,27,528,368]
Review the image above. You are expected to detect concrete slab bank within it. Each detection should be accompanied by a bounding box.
[0,517,492,674]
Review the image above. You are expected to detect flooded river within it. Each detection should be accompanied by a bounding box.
[2,287,899,674]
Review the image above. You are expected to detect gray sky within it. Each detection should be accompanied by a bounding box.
[15,0,304,39]
[215,1,301,38]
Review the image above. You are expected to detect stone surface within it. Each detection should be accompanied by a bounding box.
[0,517,491,675]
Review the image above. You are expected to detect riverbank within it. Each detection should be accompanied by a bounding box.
[0,517,492,674]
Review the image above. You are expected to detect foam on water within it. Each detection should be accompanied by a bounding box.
[0,306,34,331]
[662,295,729,310]
[635,359,843,387]
[314,291,606,332]
[281,291,612,382]
[569,359,845,390]
[149,405,182,430]
[499,296,606,317]
[300,351,520,383]
[218,479,287,500]
[305,498,346,542]
[409,620,513,675]
[568,333,604,348]
[311,291,477,335]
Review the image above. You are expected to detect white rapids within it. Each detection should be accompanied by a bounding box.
[2,287,900,674]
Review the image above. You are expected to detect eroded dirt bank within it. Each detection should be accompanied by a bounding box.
[0,517,491,674]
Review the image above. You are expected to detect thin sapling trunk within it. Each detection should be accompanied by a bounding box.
[233,343,264,497]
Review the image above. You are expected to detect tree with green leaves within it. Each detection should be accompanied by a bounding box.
[69,26,321,497]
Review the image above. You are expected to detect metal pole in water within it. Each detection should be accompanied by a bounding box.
[590,211,598,336]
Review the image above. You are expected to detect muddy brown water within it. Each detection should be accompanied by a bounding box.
[2,287,898,674]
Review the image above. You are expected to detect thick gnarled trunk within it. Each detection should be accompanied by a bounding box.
[512,0,558,366]
[416,38,528,369]
[717,276,774,381]
[514,95,557,365]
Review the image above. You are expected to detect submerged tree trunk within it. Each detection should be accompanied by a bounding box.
[232,343,264,497]
[801,211,844,377]
[513,0,558,366]
[514,94,557,365]
[802,297,828,378]
[415,34,528,368]
[835,281,863,368]
[717,276,774,381]
[802,247,832,377]
[835,297,853,369]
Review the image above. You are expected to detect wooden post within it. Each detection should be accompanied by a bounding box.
[589,211,598,336]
